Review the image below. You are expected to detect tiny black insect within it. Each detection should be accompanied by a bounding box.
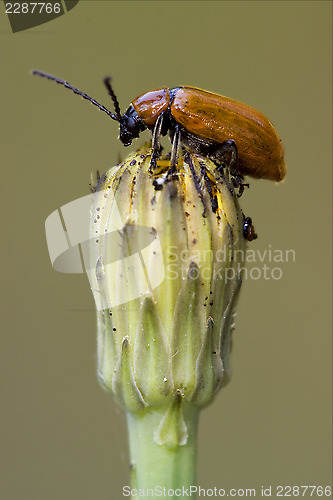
[243,216,258,241]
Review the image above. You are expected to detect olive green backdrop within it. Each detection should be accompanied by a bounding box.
[1,1,332,499]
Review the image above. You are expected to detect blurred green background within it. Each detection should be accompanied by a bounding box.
[1,1,331,499]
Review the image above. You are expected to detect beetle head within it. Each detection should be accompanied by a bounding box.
[119,105,146,146]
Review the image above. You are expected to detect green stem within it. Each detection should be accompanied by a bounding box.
[126,403,199,499]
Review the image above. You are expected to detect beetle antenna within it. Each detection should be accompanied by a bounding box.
[32,70,119,122]
[103,77,122,122]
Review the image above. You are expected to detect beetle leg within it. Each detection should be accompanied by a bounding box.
[216,139,238,170]
[149,113,164,171]
[214,139,249,197]
[164,126,181,182]
[169,126,181,174]
[237,180,247,198]
[231,173,249,198]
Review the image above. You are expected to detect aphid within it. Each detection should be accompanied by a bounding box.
[32,70,286,188]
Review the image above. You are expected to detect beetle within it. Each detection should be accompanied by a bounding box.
[32,70,286,188]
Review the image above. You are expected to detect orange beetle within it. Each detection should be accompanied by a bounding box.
[32,71,286,186]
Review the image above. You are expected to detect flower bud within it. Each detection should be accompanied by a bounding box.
[89,145,245,442]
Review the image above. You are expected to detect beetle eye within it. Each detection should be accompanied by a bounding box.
[126,117,136,130]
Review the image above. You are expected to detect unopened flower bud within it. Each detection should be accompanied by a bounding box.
[89,145,245,444]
